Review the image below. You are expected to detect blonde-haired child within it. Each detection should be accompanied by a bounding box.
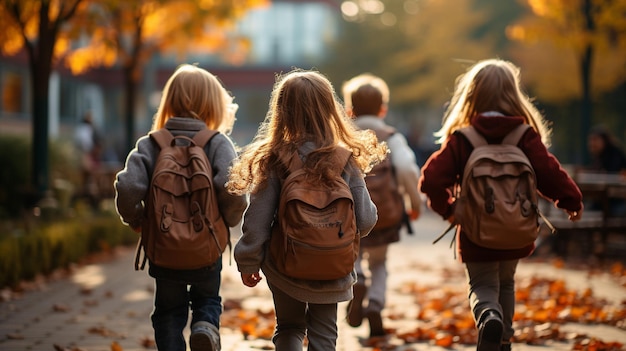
[419,59,583,351]
[115,64,248,351]
[228,69,386,351]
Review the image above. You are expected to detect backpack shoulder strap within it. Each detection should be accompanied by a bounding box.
[335,147,352,168]
[373,125,396,142]
[458,126,487,148]
[502,124,531,146]
[192,128,219,147]
[149,129,174,149]
[286,153,304,173]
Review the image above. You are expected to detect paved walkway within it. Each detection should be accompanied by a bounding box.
[1,210,625,351]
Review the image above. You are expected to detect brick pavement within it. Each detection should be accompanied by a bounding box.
[1,210,625,351]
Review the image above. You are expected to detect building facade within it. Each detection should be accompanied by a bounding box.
[0,0,341,162]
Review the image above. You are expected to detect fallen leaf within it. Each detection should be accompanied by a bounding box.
[111,341,123,351]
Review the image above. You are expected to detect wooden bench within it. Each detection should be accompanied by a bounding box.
[537,171,626,258]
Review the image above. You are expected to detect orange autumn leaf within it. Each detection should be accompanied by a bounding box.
[140,337,156,348]
[433,332,454,348]
[111,341,122,351]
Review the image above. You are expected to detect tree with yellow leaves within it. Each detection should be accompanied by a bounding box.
[0,0,83,198]
[507,0,626,161]
[66,0,268,153]
[0,0,267,199]
[325,0,497,109]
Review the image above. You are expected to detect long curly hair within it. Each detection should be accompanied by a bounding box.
[227,69,387,195]
[435,59,552,146]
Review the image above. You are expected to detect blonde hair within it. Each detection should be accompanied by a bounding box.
[435,59,552,146]
[227,69,387,195]
[152,64,236,134]
[342,73,390,113]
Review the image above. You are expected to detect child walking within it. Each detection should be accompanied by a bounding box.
[227,69,386,351]
[115,64,248,351]
[342,73,422,337]
[419,59,583,351]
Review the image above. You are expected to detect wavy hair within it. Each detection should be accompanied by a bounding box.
[227,69,387,195]
[152,64,236,134]
[435,59,552,146]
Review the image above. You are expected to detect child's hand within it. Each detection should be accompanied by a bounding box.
[241,272,262,287]
[408,208,421,221]
[567,209,583,222]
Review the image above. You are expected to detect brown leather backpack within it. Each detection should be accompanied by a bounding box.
[454,125,540,249]
[269,148,359,280]
[365,126,405,232]
[135,128,228,270]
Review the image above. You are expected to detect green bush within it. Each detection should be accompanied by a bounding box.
[0,135,80,219]
[0,212,136,288]
[0,136,31,218]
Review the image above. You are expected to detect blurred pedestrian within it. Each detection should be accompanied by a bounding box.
[227,69,386,351]
[586,125,626,216]
[419,59,584,351]
[74,111,102,207]
[587,125,626,173]
[114,64,247,351]
[342,73,422,338]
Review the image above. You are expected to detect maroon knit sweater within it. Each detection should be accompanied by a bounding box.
[419,114,583,262]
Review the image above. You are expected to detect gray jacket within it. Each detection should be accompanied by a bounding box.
[115,118,248,276]
[234,143,377,304]
[355,115,422,214]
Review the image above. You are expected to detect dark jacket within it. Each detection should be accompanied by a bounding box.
[419,114,583,262]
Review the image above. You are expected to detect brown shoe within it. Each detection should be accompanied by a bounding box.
[365,301,385,337]
[347,283,367,327]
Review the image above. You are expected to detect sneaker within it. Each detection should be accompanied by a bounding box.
[347,283,367,327]
[365,301,385,337]
[476,310,503,351]
[190,321,220,351]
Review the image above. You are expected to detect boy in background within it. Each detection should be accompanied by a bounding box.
[342,73,423,337]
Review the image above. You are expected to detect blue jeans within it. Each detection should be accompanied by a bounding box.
[151,259,222,351]
[464,260,518,342]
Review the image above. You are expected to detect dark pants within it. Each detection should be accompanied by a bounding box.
[269,283,338,351]
[465,259,518,342]
[151,259,222,351]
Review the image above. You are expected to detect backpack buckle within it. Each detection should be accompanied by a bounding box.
[161,204,173,231]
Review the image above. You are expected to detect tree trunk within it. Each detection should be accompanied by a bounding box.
[31,60,52,198]
[29,3,58,199]
[122,18,144,154]
[579,0,595,165]
[123,65,137,154]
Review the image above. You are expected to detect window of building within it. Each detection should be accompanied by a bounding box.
[1,71,23,115]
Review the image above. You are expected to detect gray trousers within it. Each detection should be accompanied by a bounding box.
[268,283,338,351]
[355,244,388,309]
[464,259,519,342]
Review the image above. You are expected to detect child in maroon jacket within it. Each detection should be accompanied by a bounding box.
[419,59,583,351]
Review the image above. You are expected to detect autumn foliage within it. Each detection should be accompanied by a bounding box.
[215,260,626,351]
